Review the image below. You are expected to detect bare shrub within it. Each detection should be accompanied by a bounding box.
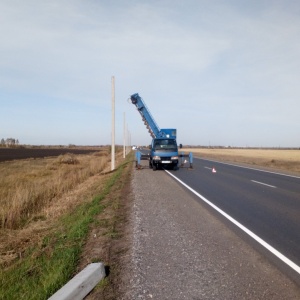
[56,153,79,165]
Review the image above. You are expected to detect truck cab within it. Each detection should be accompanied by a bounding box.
[150,138,179,170]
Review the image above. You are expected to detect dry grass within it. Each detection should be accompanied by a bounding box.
[183,148,300,174]
[0,147,126,268]
[0,150,109,229]
[0,146,131,298]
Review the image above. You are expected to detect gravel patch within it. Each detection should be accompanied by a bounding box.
[125,164,300,299]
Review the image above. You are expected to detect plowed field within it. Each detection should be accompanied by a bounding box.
[0,147,100,162]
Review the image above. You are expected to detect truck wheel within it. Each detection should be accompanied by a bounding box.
[153,165,157,171]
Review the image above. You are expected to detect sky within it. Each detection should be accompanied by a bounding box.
[1,0,300,147]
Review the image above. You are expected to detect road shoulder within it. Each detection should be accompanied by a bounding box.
[127,163,300,299]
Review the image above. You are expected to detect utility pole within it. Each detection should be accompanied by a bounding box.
[111,76,115,171]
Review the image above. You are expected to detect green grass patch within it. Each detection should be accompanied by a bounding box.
[0,160,129,300]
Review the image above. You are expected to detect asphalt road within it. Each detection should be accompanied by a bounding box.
[168,158,300,275]
[127,158,300,299]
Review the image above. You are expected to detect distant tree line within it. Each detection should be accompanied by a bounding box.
[0,138,19,147]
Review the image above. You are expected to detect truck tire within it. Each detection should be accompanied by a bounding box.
[153,164,157,171]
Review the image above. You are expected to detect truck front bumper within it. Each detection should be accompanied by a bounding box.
[152,156,178,165]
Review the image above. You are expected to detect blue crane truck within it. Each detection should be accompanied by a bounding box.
[130,93,180,171]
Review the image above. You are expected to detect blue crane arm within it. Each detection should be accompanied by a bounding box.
[130,93,161,138]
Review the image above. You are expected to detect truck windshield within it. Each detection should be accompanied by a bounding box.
[154,139,177,150]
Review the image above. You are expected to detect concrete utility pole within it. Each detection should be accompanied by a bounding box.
[111,76,115,171]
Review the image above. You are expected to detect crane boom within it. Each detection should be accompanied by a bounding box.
[130,93,161,138]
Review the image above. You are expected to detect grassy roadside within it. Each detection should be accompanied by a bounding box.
[0,152,134,300]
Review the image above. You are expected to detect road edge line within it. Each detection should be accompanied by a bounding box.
[165,170,300,275]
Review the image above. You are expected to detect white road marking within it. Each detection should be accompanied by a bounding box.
[204,167,212,170]
[165,170,300,276]
[251,180,276,188]
[199,158,300,179]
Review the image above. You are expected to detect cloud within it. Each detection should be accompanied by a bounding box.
[1,0,299,146]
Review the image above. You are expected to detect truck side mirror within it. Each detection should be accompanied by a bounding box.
[179,144,182,149]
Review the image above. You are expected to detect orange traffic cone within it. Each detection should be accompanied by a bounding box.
[212,167,217,173]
